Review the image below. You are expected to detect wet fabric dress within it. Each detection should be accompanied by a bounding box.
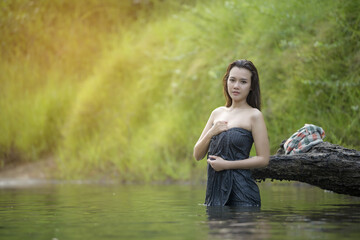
[205,128,261,206]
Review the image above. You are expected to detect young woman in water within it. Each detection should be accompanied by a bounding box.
[193,59,270,206]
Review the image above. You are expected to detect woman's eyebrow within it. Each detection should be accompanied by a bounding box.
[229,76,248,80]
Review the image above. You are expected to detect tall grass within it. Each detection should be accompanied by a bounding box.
[1,0,359,180]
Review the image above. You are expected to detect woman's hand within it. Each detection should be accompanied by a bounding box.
[207,155,228,171]
[209,121,228,137]
[193,108,228,161]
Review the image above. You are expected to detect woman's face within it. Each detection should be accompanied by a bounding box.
[227,67,252,103]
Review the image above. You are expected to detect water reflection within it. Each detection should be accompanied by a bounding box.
[206,203,360,240]
[1,181,360,240]
[315,204,360,223]
[206,206,270,240]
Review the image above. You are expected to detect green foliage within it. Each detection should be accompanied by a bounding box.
[1,0,359,180]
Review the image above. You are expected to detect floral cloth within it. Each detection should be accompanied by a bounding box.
[283,124,325,155]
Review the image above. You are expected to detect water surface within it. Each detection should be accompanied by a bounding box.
[0,180,359,240]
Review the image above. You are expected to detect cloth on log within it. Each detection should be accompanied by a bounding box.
[283,124,325,155]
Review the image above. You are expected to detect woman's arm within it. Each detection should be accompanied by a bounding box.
[207,110,270,170]
[193,108,228,161]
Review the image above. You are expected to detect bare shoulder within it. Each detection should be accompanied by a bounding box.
[211,106,227,116]
[249,108,263,120]
[249,108,266,130]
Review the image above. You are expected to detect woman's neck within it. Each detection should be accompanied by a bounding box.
[229,100,250,110]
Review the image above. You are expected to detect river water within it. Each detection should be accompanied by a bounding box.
[0,180,359,240]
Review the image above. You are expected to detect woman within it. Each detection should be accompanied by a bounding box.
[193,59,270,206]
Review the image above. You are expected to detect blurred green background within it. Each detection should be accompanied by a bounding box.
[1,0,359,181]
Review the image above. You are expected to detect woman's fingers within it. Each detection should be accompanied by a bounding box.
[207,158,214,167]
[207,156,225,171]
[211,121,229,136]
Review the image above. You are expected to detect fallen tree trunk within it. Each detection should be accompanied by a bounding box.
[251,142,360,197]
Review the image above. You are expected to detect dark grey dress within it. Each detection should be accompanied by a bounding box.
[205,128,261,206]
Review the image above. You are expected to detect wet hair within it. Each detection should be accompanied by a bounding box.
[222,59,261,110]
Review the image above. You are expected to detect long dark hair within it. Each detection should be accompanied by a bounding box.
[222,59,261,110]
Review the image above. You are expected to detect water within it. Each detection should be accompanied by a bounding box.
[0,180,359,240]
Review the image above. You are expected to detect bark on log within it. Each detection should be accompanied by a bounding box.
[251,142,360,197]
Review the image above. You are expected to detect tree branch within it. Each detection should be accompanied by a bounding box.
[251,142,360,197]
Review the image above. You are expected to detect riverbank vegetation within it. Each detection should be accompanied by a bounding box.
[1,0,359,181]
